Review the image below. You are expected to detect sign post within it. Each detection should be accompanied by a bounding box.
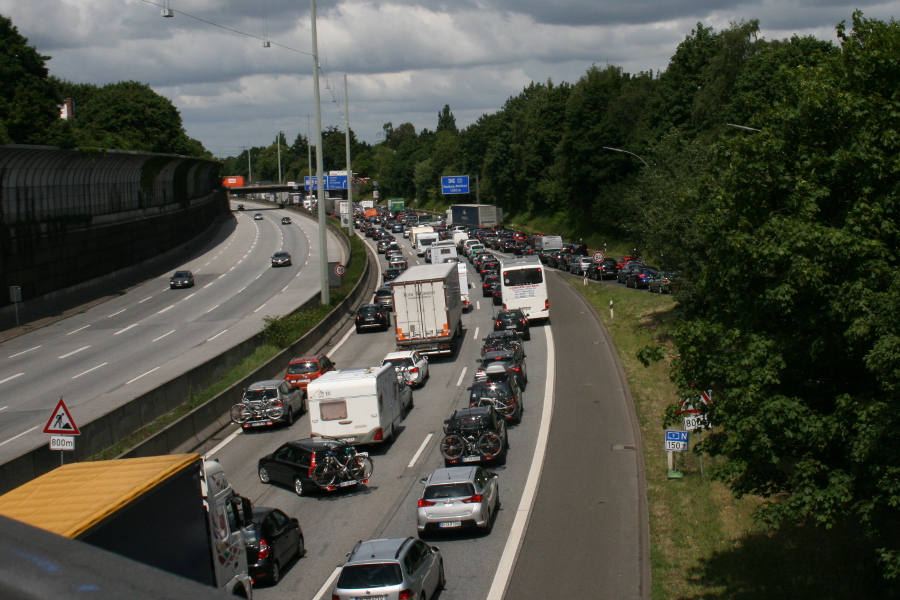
[43,398,80,465]
[665,430,689,479]
[9,286,21,327]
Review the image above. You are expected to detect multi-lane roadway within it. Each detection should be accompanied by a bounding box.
[0,202,345,463]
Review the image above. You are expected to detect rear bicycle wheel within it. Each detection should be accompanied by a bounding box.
[478,432,504,459]
[348,456,374,480]
[312,462,338,487]
[230,404,250,424]
[440,434,466,460]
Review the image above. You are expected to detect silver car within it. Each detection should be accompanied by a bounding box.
[416,466,500,535]
[332,537,444,600]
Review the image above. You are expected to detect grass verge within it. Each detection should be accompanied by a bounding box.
[569,277,889,600]
[89,227,367,461]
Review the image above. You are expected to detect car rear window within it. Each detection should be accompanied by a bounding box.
[320,400,348,421]
[424,482,476,500]
[359,305,381,314]
[498,313,522,323]
[383,357,414,369]
[337,563,403,589]
[288,362,319,374]
[245,389,278,401]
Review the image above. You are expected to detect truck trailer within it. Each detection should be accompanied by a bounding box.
[0,454,254,598]
[447,204,502,228]
[392,263,463,355]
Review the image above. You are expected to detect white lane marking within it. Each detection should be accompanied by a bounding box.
[0,426,39,447]
[153,330,176,342]
[184,293,196,300]
[254,304,267,314]
[108,309,126,318]
[407,433,434,468]
[255,274,262,280]
[237,286,248,294]
[126,367,160,385]
[58,346,90,359]
[114,324,138,335]
[0,373,25,385]
[204,283,214,288]
[9,346,41,358]
[477,301,481,310]
[486,329,556,600]
[207,330,228,342]
[158,305,175,314]
[218,274,226,279]
[204,261,211,266]
[281,284,290,292]
[73,362,108,379]
[205,304,220,314]
[138,296,153,304]
[204,427,243,459]
[312,567,342,600]
[67,325,90,335]
[228,266,236,271]
[472,326,480,340]
[456,367,468,387]
[0,406,6,411]
[195,269,202,273]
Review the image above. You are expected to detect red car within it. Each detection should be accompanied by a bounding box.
[284,354,336,392]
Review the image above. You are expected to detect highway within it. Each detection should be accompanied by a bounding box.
[196,230,648,599]
[0,201,345,463]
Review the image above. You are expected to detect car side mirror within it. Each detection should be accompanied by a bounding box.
[490,472,498,478]
[430,546,440,553]
[419,477,428,484]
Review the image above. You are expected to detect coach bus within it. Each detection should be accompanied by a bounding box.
[499,256,549,322]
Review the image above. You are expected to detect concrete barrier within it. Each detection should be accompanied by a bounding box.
[0,211,364,493]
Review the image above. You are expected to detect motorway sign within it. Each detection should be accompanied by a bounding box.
[304,176,318,191]
[326,174,348,190]
[441,175,470,194]
[593,251,605,263]
[43,398,80,435]
[665,430,689,452]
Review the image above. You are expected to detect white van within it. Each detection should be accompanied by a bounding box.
[307,365,412,444]
[427,243,456,264]
[416,232,440,257]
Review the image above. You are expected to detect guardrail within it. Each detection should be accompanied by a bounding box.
[0,208,367,494]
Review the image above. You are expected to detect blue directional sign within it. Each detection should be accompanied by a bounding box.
[441,175,470,195]
[326,175,348,190]
[664,430,690,452]
[304,176,318,191]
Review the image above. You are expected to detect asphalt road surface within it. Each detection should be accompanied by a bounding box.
[0,202,345,463]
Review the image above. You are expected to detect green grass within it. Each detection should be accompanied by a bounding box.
[89,226,368,461]
[568,277,891,600]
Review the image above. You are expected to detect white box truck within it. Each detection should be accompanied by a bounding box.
[458,262,471,311]
[392,263,463,355]
[427,242,456,264]
[307,365,412,444]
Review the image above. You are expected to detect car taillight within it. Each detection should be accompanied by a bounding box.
[502,303,507,309]
[418,498,436,507]
[495,321,501,327]
[521,318,527,325]
[409,367,419,373]
[308,451,317,479]
[462,494,483,504]
[258,539,270,560]
[545,299,550,310]
[374,428,384,441]
[399,590,415,600]
[510,366,520,371]
[355,314,360,320]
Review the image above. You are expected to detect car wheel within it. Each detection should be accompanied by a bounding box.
[258,466,271,483]
[438,559,446,590]
[355,326,362,334]
[285,406,294,427]
[294,476,306,496]
[483,507,494,535]
[271,561,280,585]
[297,534,306,559]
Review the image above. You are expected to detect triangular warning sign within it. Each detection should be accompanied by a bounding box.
[43,398,81,435]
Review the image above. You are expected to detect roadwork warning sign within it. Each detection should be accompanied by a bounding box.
[43,398,81,435]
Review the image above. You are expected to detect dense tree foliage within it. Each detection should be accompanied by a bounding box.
[667,12,900,578]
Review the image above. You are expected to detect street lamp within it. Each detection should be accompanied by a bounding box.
[603,146,649,167]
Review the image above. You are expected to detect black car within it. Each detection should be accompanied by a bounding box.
[588,257,619,280]
[494,309,530,340]
[616,263,644,284]
[481,330,526,358]
[271,252,292,267]
[392,223,404,233]
[170,270,194,289]
[469,376,524,424]
[356,303,390,332]
[244,507,305,586]
[373,286,394,311]
[382,268,403,283]
[281,216,292,225]
[440,406,509,467]
[563,254,582,273]
[258,438,369,496]
[476,349,527,390]
[482,275,500,297]
[545,250,567,269]
[237,204,245,211]
[626,266,659,289]
[491,282,503,305]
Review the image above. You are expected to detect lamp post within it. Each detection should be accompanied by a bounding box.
[311,0,328,304]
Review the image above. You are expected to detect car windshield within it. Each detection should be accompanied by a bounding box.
[503,268,543,286]
[274,253,288,258]
[359,306,381,314]
[287,362,318,374]
[336,563,403,589]
[424,482,476,500]
[375,290,391,299]
[173,271,189,278]
[477,384,510,398]
[245,388,277,401]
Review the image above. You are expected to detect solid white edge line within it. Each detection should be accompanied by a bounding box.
[0,373,25,385]
[311,567,342,600]
[0,426,39,447]
[472,326,480,340]
[485,328,556,600]
[8,346,41,358]
[330,324,356,355]
[72,362,108,379]
[204,427,243,458]
[456,367,468,387]
[407,433,434,468]
[126,366,160,385]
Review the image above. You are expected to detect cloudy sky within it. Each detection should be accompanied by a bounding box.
[1,0,896,159]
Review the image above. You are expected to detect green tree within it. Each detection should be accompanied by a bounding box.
[669,12,900,579]
[0,14,66,145]
[436,104,458,134]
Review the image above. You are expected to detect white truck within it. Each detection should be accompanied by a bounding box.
[416,231,440,257]
[534,235,563,252]
[0,455,254,598]
[409,225,434,248]
[392,263,464,355]
[361,200,374,210]
[458,262,471,311]
[307,365,412,444]
[426,242,456,264]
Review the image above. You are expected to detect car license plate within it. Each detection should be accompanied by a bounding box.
[342,437,356,442]
[439,521,462,528]
[354,596,387,600]
[248,421,267,427]
[338,479,357,487]
[462,456,480,462]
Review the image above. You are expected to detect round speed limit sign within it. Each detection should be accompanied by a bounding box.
[593,251,605,262]
[334,264,347,277]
